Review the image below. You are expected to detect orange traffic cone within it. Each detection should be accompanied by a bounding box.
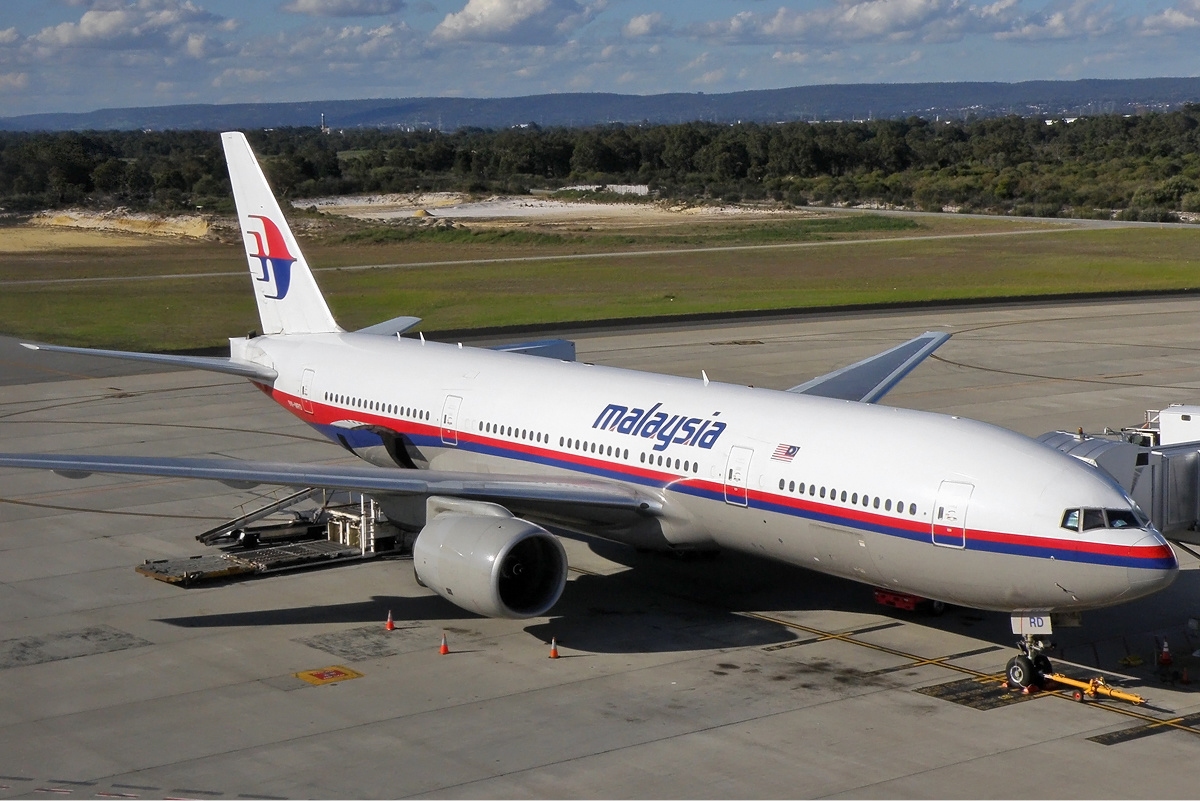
[1182,667,1191,685]
[439,631,450,655]
[1160,639,1173,667]
[385,610,395,632]
[549,637,560,659]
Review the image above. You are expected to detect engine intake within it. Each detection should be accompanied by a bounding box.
[413,498,567,619]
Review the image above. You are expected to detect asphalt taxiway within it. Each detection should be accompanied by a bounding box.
[4,296,1200,798]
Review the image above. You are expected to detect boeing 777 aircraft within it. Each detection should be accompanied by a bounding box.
[0,133,1179,690]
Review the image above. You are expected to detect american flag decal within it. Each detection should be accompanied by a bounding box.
[772,444,799,462]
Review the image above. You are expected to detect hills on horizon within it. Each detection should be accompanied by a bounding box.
[5,77,1200,133]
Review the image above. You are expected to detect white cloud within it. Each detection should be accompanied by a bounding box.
[1140,1,1200,35]
[772,50,810,65]
[30,1,226,52]
[694,67,725,85]
[690,0,1057,45]
[0,72,28,91]
[212,66,272,87]
[994,0,1116,40]
[0,27,20,46]
[623,12,665,38]
[431,0,603,45]
[281,0,405,17]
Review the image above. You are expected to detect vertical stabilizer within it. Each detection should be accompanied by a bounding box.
[221,132,341,335]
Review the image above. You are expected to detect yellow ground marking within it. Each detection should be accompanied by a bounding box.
[294,665,364,686]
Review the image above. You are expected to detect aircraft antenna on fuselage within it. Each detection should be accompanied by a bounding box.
[220,132,342,336]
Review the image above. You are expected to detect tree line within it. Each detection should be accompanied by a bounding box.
[3,107,1200,221]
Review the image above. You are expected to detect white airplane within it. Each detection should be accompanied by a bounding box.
[0,133,1178,690]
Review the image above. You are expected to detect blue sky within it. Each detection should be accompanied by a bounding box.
[1,0,1199,117]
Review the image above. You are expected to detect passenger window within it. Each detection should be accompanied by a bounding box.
[840,491,847,502]
[779,479,785,490]
[852,493,858,504]
[885,499,892,511]
[1061,509,1080,531]
[624,449,629,460]
[641,453,646,463]
[820,487,826,498]
[908,503,916,515]
[788,481,795,492]
[1082,508,1105,530]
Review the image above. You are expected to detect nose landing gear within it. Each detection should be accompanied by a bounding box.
[1005,635,1054,690]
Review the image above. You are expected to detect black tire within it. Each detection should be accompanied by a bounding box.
[1006,654,1036,689]
[1073,690,1084,702]
[1032,653,1052,678]
[927,600,947,617]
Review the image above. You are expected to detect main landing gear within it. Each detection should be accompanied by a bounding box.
[1005,635,1055,690]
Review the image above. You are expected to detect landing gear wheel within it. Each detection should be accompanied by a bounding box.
[1032,653,1053,679]
[1006,655,1036,689]
[927,600,946,617]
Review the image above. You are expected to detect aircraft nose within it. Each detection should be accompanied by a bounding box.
[1126,532,1178,598]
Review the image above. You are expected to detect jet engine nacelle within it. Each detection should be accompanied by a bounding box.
[412,497,567,619]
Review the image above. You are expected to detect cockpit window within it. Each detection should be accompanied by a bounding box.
[1105,509,1141,529]
[1063,507,1147,532]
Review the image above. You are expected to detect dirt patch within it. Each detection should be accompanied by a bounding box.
[30,208,210,239]
[299,193,821,227]
[0,225,160,253]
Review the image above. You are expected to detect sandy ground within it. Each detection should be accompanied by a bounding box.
[30,209,210,239]
[0,225,159,253]
[298,192,813,224]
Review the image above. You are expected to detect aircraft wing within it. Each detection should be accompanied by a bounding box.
[786,331,950,403]
[20,343,278,383]
[0,453,663,520]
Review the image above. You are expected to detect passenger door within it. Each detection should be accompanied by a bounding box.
[932,480,973,548]
[724,446,753,507]
[300,368,315,415]
[440,394,463,446]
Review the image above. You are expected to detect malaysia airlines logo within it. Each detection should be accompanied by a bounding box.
[592,402,726,452]
[246,215,295,300]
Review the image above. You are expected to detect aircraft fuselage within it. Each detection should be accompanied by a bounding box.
[247,331,1178,614]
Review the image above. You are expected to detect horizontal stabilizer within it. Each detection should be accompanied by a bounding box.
[787,331,950,403]
[355,316,423,336]
[21,343,278,382]
[489,338,576,361]
[0,453,662,517]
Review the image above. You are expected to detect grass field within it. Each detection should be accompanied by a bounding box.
[1,211,1197,351]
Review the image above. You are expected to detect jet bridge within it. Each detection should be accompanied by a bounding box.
[1039,405,1200,544]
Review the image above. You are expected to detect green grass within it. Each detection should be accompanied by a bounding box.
[2,220,1197,351]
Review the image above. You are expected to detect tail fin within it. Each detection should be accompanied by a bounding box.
[221,132,341,335]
